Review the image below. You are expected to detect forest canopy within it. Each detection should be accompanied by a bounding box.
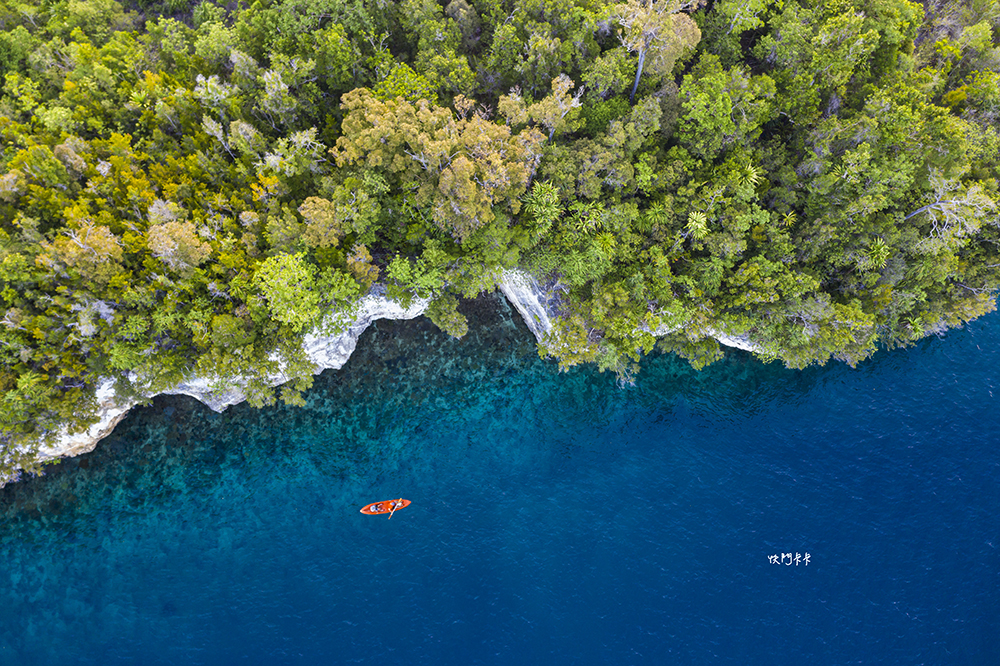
[1,0,999,472]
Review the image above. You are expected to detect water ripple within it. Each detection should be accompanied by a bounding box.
[1,295,997,664]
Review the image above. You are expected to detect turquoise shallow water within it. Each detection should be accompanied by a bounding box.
[1,293,998,664]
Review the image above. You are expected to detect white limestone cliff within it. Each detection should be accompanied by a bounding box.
[158,290,430,412]
[21,291,430,474]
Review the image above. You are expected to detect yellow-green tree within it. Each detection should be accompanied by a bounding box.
[612,0,702,102]
[332,88,546,242]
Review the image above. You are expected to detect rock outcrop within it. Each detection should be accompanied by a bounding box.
[498,269,763,354]
[35,379,131,462]
[497,269,556,341]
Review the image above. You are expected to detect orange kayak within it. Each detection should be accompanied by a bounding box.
[360,499,411,515]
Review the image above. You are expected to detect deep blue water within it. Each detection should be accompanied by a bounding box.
[1,294,998,665]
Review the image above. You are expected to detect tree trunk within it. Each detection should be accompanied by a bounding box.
[630,47,646,104]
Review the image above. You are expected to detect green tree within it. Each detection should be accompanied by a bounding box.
[677,54,776,161]
[252,253,322,331]
[426,292,469,337]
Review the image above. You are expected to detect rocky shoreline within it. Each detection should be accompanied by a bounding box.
[28,292,430,471]
[9,270,761,483]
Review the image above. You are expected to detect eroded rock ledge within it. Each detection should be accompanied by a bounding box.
[30,292,430,472]
[18,270,761,478]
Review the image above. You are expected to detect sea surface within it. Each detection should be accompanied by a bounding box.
[1,294,997,665]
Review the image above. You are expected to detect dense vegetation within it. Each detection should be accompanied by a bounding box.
[1,0,999,472]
